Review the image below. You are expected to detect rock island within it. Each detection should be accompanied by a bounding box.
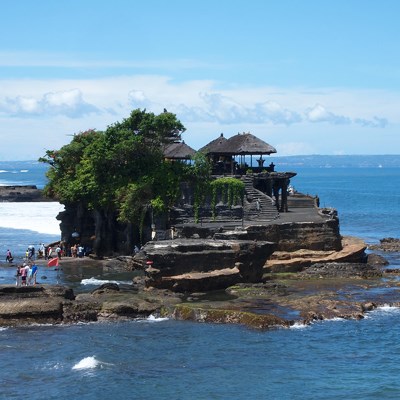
[0,109,395,329]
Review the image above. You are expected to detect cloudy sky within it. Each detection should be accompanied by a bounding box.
[1,0,399,160]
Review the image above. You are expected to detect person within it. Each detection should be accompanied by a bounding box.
[26,264,32,285]
[31,263,38,285]
[56,245,62,259]
[48,246,53,259]
[29,246,35,260]
[15,265,21,286]
[71,244,77,258]
[134,245,139,254]
[78,244,84,258]
[39,243,45,259]
[6,249,13,263]
[20,264,27,286]
[256,198,260,211]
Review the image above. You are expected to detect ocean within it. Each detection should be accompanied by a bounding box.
[1,160,400,399]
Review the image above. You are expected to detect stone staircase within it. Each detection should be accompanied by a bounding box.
[241,175,279,221]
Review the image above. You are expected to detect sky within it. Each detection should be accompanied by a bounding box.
[1,0,399,160]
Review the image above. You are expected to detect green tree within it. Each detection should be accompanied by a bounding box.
[40,109,187,255]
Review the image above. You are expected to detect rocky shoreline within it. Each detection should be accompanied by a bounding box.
[0,185,49,202]
[1,236,399,329]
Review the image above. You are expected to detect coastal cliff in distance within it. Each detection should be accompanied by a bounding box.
[0,185,50,202]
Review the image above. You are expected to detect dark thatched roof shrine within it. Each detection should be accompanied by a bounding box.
[200,132,277,156]
[199,133,228,154]
[163,141,196,160]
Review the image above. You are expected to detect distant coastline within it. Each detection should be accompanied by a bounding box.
[274,154,400,168]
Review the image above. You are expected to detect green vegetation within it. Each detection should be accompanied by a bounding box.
[39,108,246,254]
[210,177,244,220]
[39,109,191,254]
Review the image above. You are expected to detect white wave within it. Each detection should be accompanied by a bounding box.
[377,304,400,311]
[80,277,132,286]
[364,304,400,319]
[147,314,169,322]
[290,321,309,329]
[20,170,29,173]
[0,170,7,173]
[0,327,8,331]
[0,202,64,235]
[72,356,100,370]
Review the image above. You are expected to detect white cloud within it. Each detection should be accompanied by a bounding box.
[0,75,397,159]
[0,89,100,118]
[199,92,250,123]
[254,101,302,125]
[305,104,351,125]
[128,90,151,108]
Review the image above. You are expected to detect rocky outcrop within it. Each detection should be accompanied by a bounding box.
[298,262,382,279]
[0,285,74,326]
[368,237,400,252]
[187,219,342,252]
[134,239,275,292]
[0,185,49,202]
[0,283,182,327]
[244,220,342,252]
[265,236,367,273]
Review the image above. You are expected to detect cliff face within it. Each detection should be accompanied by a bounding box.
[134,239,276,292]
[210,219,342,252]
[246,220,342,252]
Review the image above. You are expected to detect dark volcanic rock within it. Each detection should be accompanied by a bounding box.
[368,238,400,252]
[134,239,275,291]
[0,185,49,202]
[0,285,75,326]
[299,262,382,279]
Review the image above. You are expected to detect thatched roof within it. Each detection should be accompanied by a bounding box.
[163,141,196,160]
[198,133,227,154]
[201,132,277,155]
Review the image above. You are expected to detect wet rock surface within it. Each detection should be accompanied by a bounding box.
[1,259,399,330]
[368,237,400,252]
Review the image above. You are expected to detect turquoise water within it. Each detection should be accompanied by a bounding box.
[1,161,400,399]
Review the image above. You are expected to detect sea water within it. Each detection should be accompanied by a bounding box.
[1,161,400,399]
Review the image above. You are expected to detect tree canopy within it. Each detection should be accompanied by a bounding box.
[39,109,190,226]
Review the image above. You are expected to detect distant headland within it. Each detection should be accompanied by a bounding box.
[0,185,49,202]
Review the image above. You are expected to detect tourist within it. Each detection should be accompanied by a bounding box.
[39,243,45,259]
[56,245,62,259]
[15,265,21,286]
[48,246,53,259]
[71,244,77,258]
[31,263,38,285]
[20,264,27,286]
[6,249,13,263]
[78,244,84,258]
[26,264,32,285]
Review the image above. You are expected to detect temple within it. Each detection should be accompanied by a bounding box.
[166,132,297,226]
[59,130,325,255]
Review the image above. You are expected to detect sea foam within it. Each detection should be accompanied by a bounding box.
[81,277,132,286]
[146,314,169,322]
[72,356,100,370]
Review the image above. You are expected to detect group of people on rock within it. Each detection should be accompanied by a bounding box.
[15,262,38,286]
[5,241,89,266]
